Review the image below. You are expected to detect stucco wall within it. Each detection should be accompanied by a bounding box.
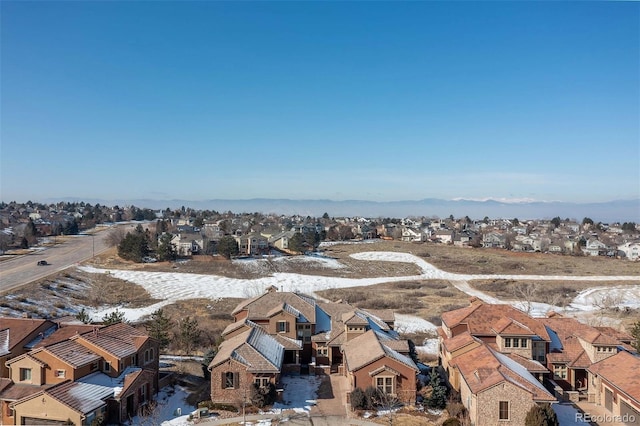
[350,357,416,404]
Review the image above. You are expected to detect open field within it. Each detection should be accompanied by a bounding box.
[322,240,640,276]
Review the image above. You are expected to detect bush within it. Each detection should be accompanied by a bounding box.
[446,401,466,419]
[525,403,559,426]
[197,401,237,412]
[364,386,380,409]
[443,419,461,426]
[250,382,276,408]
[436,290,455,298]
[350,388,366,410]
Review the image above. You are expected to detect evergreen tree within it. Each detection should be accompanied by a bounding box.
[25,219,38,245]
[217,235,239,259]
[117,228,150,262]
[288,232,305,253]
[156,233,177,261]
[426,369,448,409]
[525,403,559,426]
[102,308,126,325]
[76,308,92,324]
[175,316,201,354]
[630,320,640,353]
[144,309,172,350]
[201,347,217,380]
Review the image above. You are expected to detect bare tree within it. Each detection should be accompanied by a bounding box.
[105,227,126,247]
[513,282,538,315]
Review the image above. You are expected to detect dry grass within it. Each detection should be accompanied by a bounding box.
[317,280,470,328]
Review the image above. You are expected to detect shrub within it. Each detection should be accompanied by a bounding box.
[197,401,237,412]
[525,403,559,426]
[447,401,466,419]
[250,382,276,408]
[350,388,366,410]
[364,386,380,409]
[443,419,461,426]
[436,290,455,298]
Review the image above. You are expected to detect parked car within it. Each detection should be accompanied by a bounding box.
[37,260,49,266]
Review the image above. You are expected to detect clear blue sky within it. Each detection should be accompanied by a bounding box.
[1,1,638,204]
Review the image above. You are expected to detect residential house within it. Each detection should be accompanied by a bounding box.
[171,232,205,257]
[268,231,295,251]
[540,316,630,397]
[433,230,454,244]
[618,241,640,261]
[342,330,419,404]
[449,342,555,426]
[482,232,506,249]
[587,351,640,422]
[0,318,56,378]
[208,327,284,405]
[401,227,427,242]
[582,238,608,257]
[235,233,269,256]
[0,321,159,425]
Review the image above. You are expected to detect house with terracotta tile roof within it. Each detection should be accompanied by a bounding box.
[0,320,160,425]
[342,330,419,404]
[216,288,415,407]
[0,318,56,378]
[440,298,551,373]
[449,342,556,426]
[541,316,633,398]
[587,351,640,422]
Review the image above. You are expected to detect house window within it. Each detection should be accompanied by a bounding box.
[376,377,393,394]
[140,384,147,404]
[499,401,509,420]
[316,348,328,357]
[19,368,32,382]
[104,361,111,372]
[91,361,99,371]
[145,350,149,363]
[150,348,154,361]
[55,369,66,378]
[223,372,239,389]
[512,339,519,348]
[254,377,270,387]
[277,321,288,333]
[521,339,528,348]
[504,338,512,348]
[553,364,567,379]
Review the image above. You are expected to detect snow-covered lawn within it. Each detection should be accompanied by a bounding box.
[79,251,640,324]
[270,374,322,415]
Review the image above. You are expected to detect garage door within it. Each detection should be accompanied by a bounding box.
[22,417,67,425]
[620,401,640,426]
[605,388,613,412]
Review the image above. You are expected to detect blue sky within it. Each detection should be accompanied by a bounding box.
[1,1,638,204]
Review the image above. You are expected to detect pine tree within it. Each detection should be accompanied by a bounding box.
[102,308,127,325]
[630,320,640,353]
[76,308,92,324]
[426,369,448,409]
[144,309,172,350]
[217,235,239,259]
[175,316,201,354]
[156,233,177,261]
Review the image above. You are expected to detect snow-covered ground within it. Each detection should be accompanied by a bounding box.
[79,251,639,323]
[270,374,322,415]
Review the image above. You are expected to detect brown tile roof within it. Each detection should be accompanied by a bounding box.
[36,340,102,368]
[442,332,480,353]
[222,318,258,337]
[588,351,640,404]
[231,291,316,323]
[452,344,555,402]
[364,309,395,324]
[0,318,56,352]
[34,324,96,348]
[0,382,51,402]
[542,317,624,367]
[492,317,536,336]
[74,322,149,358]
[210,327,284,373]
[343,330,418,373]
[594,326,633,344]
[442,301,549,341]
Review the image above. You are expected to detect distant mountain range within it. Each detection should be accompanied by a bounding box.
[45,197,639,223]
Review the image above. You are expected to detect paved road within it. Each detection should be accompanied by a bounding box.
[0,223,135,294]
